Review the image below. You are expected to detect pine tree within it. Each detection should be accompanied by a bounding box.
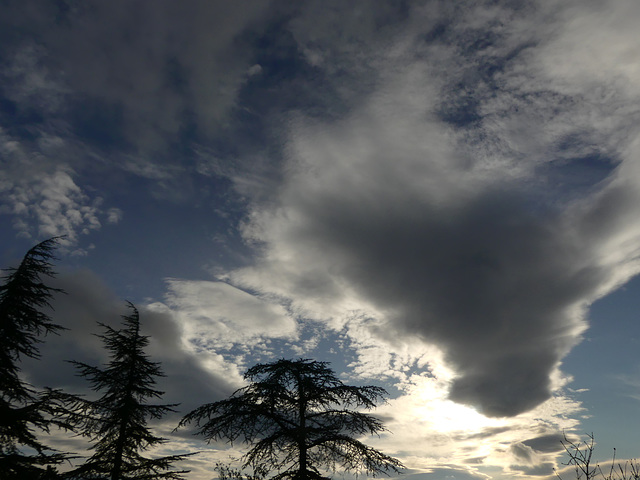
[179,358,404,480]
[67,302,192,480]
[0,238,69,478]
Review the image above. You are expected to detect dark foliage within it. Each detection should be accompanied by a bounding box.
[180,358,404,480]
[0,238,71,478]
[66,303,193,480]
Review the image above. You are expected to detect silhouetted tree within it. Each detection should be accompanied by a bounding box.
[179,358,404,480]
[556,432,640,480]
[0,238,70,478]
[67,302,192,480]
[40,465,61,479]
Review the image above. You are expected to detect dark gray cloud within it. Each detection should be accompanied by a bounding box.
[509,462,556,477]
[234,106,637,417]
[1,0,268,244]
[0,0,273,153]
[22,269,237,415]
[21,268,124,390]
[230,0,640,418]
[286,182,605,418]
[521,433,566,454]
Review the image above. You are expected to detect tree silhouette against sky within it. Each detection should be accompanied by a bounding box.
[67,302,192,480]
[179,358,404,480]
[0,237,70,479]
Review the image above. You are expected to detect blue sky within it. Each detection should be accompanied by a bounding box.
[2,1,640,479]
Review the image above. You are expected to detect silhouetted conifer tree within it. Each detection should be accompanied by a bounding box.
[179,358,404,480]
[0,238,70,479]
[67,302,192,480]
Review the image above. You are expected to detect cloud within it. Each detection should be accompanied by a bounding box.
[5,2,640,478]
[402,467,490,480]
[367,373,582,476]
[23,269,242,411]
[535,0,640,93]
[105,207,123,224]
[16,268,249,477]
[228,0,640,418]
[509,462,556,477]
[0,117,123,253]
[285,0,411,103]
[20,269,124,392]
[155,279,298,361]
[0,0,292,215]
[0,43,69,115]
[1,0,274,154]
[521,434,567,454]
[0,163,118,253]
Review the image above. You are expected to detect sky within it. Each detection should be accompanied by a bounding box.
[2,1,640,479]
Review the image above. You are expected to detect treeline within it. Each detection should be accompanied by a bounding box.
[0,238,403,480]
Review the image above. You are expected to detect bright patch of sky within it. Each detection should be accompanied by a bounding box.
[3,1,640,479]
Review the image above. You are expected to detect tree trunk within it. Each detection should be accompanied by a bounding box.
[297,370,307,480]
[112,322,140,480]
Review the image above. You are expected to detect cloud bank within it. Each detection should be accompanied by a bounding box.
[1,0,273,152]
[229,0,640,417]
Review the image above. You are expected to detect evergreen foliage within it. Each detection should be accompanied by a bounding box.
[0,237,70,478]
[67,302,192,480]
[180,358,404,480]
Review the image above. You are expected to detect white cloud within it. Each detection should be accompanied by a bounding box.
[157,279,298,358]
[0,165,114,252]
[537,0,640,92]
[106,207,123,224]
[370,374,583,478]
[0,124,122,253]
